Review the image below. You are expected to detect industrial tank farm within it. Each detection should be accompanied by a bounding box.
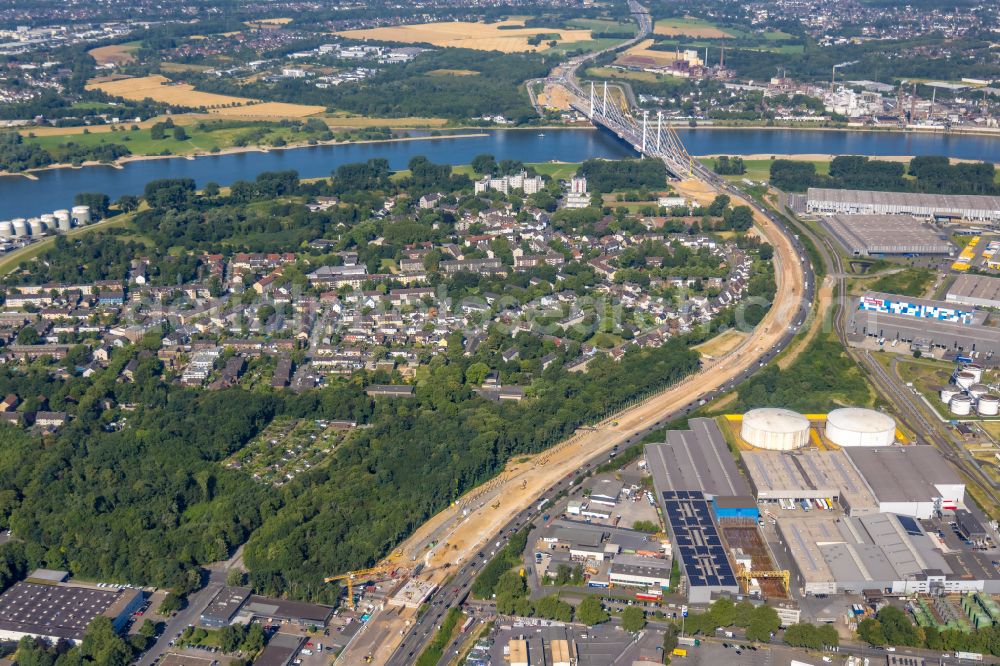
[740,408,811,450]
[824,408,896,448]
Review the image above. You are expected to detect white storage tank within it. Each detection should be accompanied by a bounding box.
[71,205,91,225]
[25,217,41,235]
[53,209,71,230]
[950,394,973,416]
[0,221,12,238]
[955,371,977,391]
[970,384,989,400]
[741,408,811,450]
[963,365,983,383]
[825,407,896,448]
[940,388,960,404]
[40,213,55,231]
[11,218,26,237]
[979,395,1000,417]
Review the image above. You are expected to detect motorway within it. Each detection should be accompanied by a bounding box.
[350,4,817,664]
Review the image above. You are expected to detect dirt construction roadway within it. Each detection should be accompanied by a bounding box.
[337,178,811,665]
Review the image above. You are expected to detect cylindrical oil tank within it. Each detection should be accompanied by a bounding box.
[53,209,70,230]
[0,221,12,238]
[955,371,977,391]
[40,213,55,230]
[741,408,811,450]
[963,364,983,383]
[71,205,91,225]
[970,384,989,400]
[11,218,26,237]
[979,395,1000,417]
[25,217,41,235]
[825,407,896,447]
[941,388,960,404]
[951,394,973,416]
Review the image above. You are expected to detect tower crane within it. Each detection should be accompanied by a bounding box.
[325,564,399,611]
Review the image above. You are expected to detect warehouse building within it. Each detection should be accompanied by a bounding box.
[645,418,752,499]
[850,292,1000,356]
[0,577,143,644]
[807,188,1000,223]
[946,274,1000,310]
[661,490,739,603]
[777,512,967,596]
[821,215,953,256]
[843,447,964,518]
[742,449,878,516]
[608,553,673,589]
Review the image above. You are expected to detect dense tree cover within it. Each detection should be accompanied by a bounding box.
[855,602,1000,657]
[415,607,462,666]
[678,597,780,642]
[621,606,647,632]
[771,155,999,194]
[244,340,699,601]
[0,132,131,173]
[472,527,530,600]
[733,338,872,412]
[576,595,610,625]
[578,158,667,193]
[181,49,556,122]
[783,623,840,649]
[713,156,746,175]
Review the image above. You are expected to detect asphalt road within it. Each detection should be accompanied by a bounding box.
[136,574,224,666]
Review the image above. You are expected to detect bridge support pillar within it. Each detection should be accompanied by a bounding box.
[641,110,648,152]
[656,111,662,151]
[602,81,608,115]
[589,81,595,116]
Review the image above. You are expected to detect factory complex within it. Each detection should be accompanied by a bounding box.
[946,273,1000,310]
[644,414,1000,602]
[822,214,954,256]
[806,187,1000,222]
[0,570,143,645]
[850,291,1000,359]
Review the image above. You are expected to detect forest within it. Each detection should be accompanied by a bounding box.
[770,155,999,194]
[182,49,555,122]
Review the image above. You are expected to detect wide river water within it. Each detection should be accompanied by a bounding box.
[1,127,998,219]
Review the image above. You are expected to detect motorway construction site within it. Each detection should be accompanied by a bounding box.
[336,177,809,665]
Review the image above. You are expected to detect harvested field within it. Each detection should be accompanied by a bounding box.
[427,68,479,76]
[654,17,733,38]
[720,519,787,598]
[88,43,137,66]
[209,102,325,119]
[159,62,213,73]
[336,20,592,53]
[87,75,258,108]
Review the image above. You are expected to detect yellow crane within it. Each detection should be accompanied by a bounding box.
[735,565,790,596]
[325,564,398,611]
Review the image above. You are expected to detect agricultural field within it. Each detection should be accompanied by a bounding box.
[87,74,259,108]
[427,69,479,76]
[335,20,592,53]
[223,417,353,486]
[616,39,684,67]
[566,18,635,32]
[208,101,325,119]
[159,62,214,73]
[88,41,140,66]
[653,17,733,39]
[586,65,681,84]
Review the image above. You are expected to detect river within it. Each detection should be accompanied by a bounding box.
[1,127,998,219]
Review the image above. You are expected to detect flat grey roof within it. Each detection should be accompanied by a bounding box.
[244,595,333,624]
[822,215,953,255]
[850,306,1000,354]
[254,632,304,666]
[947,273,1000,307]
[742,449,877,513]
[808,187,1000,213]
[645,418,750,497]
[863,291,977,313]
[0,582,120,641]
[844,447,962,503]
[202,586,251,623]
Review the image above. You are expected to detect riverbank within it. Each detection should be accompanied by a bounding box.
[696,152,998,165]
[0,132,491,179]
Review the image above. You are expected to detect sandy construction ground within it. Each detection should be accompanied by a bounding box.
[340,176,807,666]
[694,328,749,359]
[336,20,592,52]
[87,75,258,108]
[88,43,136,66]
[653,19,733,38]
[616,39,681,67]
[537,82,575,111]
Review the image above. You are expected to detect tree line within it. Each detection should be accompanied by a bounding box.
[771,155,999,195]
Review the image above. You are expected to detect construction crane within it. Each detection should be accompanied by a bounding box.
[735,565,790,596]
[325,564,399,611]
